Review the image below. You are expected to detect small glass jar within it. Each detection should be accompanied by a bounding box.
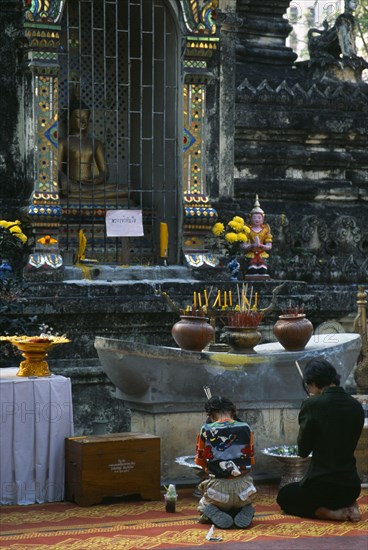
[164,495,177,513]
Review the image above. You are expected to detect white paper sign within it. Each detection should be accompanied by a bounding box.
[105,210,144,237]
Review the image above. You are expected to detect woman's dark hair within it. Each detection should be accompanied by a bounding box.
[205,396,240,420]
[303,359,341,389]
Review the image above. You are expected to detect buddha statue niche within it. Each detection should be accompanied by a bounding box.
[58,103,131,203]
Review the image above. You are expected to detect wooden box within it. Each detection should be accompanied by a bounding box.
[65,432,161,506]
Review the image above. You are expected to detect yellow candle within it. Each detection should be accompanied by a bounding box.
[254,292,258,309]
[193,292,197,309]
[198,292,202,307]
[229,291,233,307]
[204,289,208,307]
[213,292,219,308]
[223,291,227,308]
[218,289,221,307]
[159,222,169,258]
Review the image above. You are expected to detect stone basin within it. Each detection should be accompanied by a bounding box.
[95,333,361,412]
[95,332,361,482]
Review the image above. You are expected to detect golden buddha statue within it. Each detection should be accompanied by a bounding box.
[58,103,131,203]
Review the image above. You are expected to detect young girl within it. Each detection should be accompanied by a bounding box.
[195,396,257,529]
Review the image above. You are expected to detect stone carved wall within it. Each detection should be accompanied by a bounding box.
[267,213,367,283]
[231,1,368,284]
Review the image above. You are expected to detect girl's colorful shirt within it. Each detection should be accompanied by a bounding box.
[195,419,255,478]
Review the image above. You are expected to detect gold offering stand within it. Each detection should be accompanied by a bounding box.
[0,335,70,377]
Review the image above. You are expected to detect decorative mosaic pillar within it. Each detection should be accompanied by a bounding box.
[21,0,66,276]
[181,1,219,268]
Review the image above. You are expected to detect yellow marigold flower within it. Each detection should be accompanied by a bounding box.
[9,226,27,244]
[237,232,249,243]
[0,220,17,229]
[225,232,238,243]
[0,220,27,243]
[212,222,225,237]
[228,220,244,232]
[231,216,245,225]
[17,234,27,244]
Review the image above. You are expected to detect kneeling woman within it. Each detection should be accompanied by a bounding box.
[277,359,364,521]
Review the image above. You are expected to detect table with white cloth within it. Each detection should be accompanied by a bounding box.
[0,368,74,505]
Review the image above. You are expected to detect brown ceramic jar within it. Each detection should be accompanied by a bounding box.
[273,314,313,351]
[171,315,214,352]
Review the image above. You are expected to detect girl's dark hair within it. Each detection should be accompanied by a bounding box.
[303,359,341,389]
[205,396,240,420]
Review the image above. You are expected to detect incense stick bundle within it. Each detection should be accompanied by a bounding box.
[248,286,253,312]
[237,284,241,310]
[203,386,212,399]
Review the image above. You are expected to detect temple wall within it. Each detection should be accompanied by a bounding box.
[230,2,368,284]
[0,1,367,483]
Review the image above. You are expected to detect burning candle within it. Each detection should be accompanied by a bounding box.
[160,222,169,258]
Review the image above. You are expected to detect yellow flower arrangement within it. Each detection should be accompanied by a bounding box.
[0,220,27,244]
[0,220,28,269]
[212,216,250,257]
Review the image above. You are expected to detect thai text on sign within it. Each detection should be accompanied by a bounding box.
[105,210,144,237]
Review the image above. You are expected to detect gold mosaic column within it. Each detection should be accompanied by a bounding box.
[21,1,67,275]
[182,3,220,268]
